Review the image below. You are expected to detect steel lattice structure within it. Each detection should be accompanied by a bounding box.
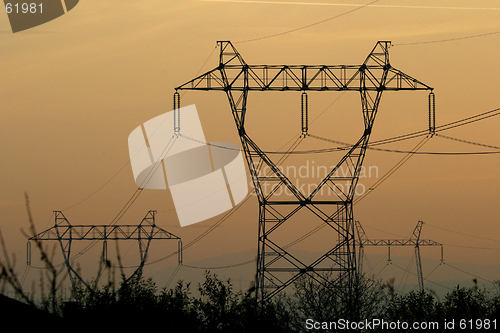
[175,41,433,302]
[356,220,443,292]
[28,210,182,292]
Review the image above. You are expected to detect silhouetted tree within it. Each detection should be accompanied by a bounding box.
[291,272,392,332]
[386,290,443,324]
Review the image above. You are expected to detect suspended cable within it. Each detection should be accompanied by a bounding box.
[61,160,132,211]
[390,262,453,291]
[444,244,500,251]
[366,147,500,155]
[394,29,500,47]
[236,0,380,43]
[436,133,500,150]
[442,262,495,284]
[179,103,500,155]
[398,255,415,293]
[425,223,500,244]
[182,259,255,270]
[435,106,500,132]
[165,264,182,288]
[355,135,430,204]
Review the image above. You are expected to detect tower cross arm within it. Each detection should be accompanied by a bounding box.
[175,64,432,92]
[175,41,433,93]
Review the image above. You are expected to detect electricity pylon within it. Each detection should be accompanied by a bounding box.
[355,220,443,292]
[175,41,433,302]
[28,210,182,293]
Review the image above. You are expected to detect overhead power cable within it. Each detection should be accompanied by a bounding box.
[236,0,380,43]
[436,133,500,150]
[182,259,255,270]
[443,262,495,284]
[180,104,500,155]
[425,223,500,244]
[389,261,453,292]
[394,29,500,47]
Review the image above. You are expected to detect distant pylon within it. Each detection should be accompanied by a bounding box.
[28,210,182,293]
[355,220,443,292]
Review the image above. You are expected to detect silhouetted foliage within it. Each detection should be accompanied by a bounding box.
[441,283,498,320]
[54,271,297,332]
[386,290,443,324]
[291,272,392,326]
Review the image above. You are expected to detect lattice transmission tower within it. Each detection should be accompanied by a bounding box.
[27,210,182,293]
[356,220,443,292]
[175,41,433,302]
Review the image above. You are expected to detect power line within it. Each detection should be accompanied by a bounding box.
[236,0,380,43]
[394,29,500,47]
[205,0,500,47]
[182,259,255,270]
[436,133,500,150]
[61,159,132,211]
[166,264,182,288]
[425,223,500,244]
[202,1,500,12]
[179,103,500,155]
[444,244,500,251]
[435,106,500,131]
[389,261,453,292]
[442,262,495,284]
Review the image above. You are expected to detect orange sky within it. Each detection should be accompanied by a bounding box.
[1,0,499,293]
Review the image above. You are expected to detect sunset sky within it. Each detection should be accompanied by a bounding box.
[1,0,499,295]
